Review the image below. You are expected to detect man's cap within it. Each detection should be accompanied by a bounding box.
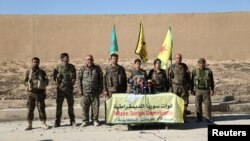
[198,58,206,63]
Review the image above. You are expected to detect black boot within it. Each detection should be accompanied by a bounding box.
[54,121,60,128]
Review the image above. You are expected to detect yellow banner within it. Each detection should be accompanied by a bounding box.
[105,93,184,124]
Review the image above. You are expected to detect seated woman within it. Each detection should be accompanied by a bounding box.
[147,59,169,93]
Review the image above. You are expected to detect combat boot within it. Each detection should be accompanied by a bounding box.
[41,121,49,130]
[54,122,60,128]
[184,110,192,115]
[93,121,100,126]
[25,120,32,130]
[80,122,88,127]
[71,121,77,128]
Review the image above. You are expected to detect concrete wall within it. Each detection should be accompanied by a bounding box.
[0,12,250,60]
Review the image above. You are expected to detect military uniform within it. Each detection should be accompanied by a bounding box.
[78,65,103,124]
[127,68,147,93]
[24,68,48,122]
[104,65,127,97]
[148,69,169,93]
[191,67,214,121]
[53,63,76,125]
[168,63,190,113]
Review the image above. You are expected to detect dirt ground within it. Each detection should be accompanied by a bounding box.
[0,59,250,100]
[0,114,250,141]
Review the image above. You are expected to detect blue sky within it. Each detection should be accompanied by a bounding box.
[0,0,250,15]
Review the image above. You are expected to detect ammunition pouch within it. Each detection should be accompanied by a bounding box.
[194,69,211,90]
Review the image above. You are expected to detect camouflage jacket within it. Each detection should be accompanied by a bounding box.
[53,63,76,90]
[148,68,169,92]
[104,64,127,93]
[24,67,49,92]
[78,65,103,95]
[168,63,190,86]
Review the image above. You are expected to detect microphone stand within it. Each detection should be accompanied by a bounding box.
[141,80,148,131]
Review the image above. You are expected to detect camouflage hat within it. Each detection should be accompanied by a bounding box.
[198,58,206,63]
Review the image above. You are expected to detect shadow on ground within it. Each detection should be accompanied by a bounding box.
[117,114,250,131]
[212,114,250,122]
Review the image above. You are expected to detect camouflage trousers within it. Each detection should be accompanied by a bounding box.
[55,88,75,124]
[195,89,212,119]
[26,91,46,121]
[172,84,189,111]
[81,94,100,122]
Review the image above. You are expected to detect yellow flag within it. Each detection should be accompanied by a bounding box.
[158,27,173,70]
[135,21,148,63]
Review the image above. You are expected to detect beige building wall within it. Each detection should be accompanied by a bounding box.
[0,12,250,60]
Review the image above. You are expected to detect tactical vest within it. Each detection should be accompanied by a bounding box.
[80,66,101,93]
[28,69,47,90]
[106,65,125,91]
[194,68,211,89]
[170,64,188,85]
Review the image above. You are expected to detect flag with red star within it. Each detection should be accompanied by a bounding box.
[158,27,173,70]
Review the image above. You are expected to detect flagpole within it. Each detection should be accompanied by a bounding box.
[170,27,173,66]
[169,26,173,92]
[170,39,173,92]
[170,26,173,66]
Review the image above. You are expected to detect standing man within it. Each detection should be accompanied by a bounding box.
[103,53,127,97]
[127,59,147,93]
[53,53,76,127]
[168,54,191,116]
[148,59,169,93]
[78,55,103,127]
[191,58,214,123]
[24,57,49,130]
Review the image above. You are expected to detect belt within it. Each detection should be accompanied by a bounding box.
[196,87,209,90]
[172,83,186,85]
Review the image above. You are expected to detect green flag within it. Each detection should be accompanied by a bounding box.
[109,25,119,55]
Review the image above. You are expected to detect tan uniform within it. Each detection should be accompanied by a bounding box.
[24,67,48,122]
[78,65,103,122]
[191,68,214,120]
